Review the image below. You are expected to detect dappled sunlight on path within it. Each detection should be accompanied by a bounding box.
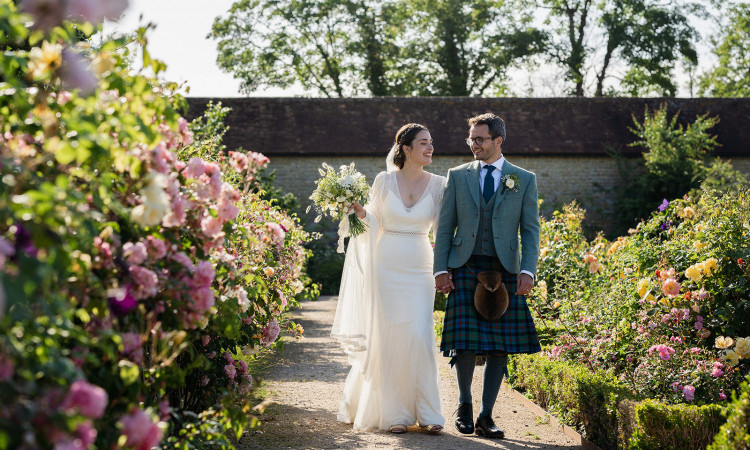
[238,296,588,449]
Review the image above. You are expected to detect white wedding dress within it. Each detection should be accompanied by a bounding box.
[332,170,446,431]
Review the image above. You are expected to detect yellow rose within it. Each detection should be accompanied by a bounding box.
[553,301,562,309]
[715,336,735,349]
[540,247,550,258]
[704,258,718,275]
[734,337,750,359]
[28,41,62,79]
[723,349,740,367]
[685,265,702,282]
[638,279,650,299]
[680,206,695,219]
[644,293,656,304]
[693,241,706,250]
[264,267,275,277]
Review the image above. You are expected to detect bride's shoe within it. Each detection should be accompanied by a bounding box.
[389,424,407,434]
[422,424,443,434]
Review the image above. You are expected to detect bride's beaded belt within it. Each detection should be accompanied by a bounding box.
[383,229,428,236]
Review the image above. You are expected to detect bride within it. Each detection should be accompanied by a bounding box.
[331,123,446,434]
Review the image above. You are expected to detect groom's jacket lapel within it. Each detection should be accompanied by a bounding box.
[493,160,515,211]
[465,161,481,208]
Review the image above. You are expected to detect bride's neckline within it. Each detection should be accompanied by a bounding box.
[394,171,432,210]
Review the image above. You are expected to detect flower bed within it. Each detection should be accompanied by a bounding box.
[517,188,750,447]
[0,2,314,447]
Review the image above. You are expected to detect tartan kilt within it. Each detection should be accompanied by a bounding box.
[440,255,541,356]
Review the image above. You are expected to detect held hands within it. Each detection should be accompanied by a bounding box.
[435,273,454,294]
[515,273,534,296]
[347,202,366,219]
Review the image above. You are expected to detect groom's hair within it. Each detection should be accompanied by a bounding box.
[468,113,506,144]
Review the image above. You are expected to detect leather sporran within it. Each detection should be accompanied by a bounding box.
[473,270,509,321]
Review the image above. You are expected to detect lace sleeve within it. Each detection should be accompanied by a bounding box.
[430,174,447,241]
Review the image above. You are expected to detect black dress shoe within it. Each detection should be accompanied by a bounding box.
[475,416,505,439]
[455,403,474,434]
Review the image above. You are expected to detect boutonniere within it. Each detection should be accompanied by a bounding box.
[500,173,519,193]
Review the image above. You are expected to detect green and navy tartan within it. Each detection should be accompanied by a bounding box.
[440,255,541,356]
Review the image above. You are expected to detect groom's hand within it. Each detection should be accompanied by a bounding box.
[435,273,454,294]
[515,273,534,296]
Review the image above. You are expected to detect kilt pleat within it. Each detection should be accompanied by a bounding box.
[440,255,541,356]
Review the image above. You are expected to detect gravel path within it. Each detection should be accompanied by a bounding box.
[238,296,586,449]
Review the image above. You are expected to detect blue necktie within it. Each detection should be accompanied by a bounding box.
[483,165,495,203]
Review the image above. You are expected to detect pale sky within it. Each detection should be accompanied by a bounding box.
[102,0,291,97]
[102,0,717,98]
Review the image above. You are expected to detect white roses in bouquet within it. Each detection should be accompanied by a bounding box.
[308,163,369,252]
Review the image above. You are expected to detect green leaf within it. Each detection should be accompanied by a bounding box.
[119,360,140,385]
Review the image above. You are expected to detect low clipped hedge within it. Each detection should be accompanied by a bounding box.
[709,375,750,450]
[621,399,724,449]
[510,354,732,449]
[509,353,630,449]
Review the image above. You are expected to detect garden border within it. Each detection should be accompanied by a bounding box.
[501,382,601,450]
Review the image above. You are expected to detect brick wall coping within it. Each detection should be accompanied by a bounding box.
[184,97,750,157]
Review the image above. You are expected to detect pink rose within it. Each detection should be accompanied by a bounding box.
[261,318,281,347]
[224,363,236,380]
[123,241,147,265]
[238,360,248,374]
[202,335,211,346]
[193,260,215,287]
[266,222,286,243]
[217,199,239,222]
[119,408,164,450]
[224,351,234,363]
[182,157,206,179]
[662,277,681,298]
[62,380,108,419]
[719,391,727,400]
[0,353,14,381]
[201,216,223,238]
[129,265,159,300]
[229,151,249,171]
[171,252,194,271]
[192,287,215,313]
[146,236,167,260]
[682,385,695,401]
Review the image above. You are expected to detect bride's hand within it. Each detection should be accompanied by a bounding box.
[349,202,366,219]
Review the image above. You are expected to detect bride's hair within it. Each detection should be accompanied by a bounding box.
[391,123,428,169]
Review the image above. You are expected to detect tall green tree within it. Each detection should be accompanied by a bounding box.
[698,3,750,97]
[537,0,699,96]
[397,0,546,96]
[210,0,545,96]
[210,0,358,97]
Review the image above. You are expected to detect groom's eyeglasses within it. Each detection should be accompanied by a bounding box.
[465,136,493,146]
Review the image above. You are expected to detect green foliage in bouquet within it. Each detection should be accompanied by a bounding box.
[0,2,313,448]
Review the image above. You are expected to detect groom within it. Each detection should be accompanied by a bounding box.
[434,113,541,439]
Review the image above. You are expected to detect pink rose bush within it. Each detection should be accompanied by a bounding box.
[530,193,750,405]
[0,4,313,448]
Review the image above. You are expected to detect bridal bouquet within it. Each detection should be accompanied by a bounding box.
[308,163,370,252]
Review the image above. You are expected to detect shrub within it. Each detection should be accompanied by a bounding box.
[709,375,750,450]
[509,353,631,449]
[0,2,311,448]
[528,190,750,405]
[623,399,724,449]
[612,104,728,233]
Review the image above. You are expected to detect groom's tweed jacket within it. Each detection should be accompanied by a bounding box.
[433,159,540,275]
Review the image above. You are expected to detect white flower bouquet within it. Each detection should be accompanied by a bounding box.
[308,163,370,252]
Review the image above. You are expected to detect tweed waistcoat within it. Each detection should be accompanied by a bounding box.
[472,188,498,257]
